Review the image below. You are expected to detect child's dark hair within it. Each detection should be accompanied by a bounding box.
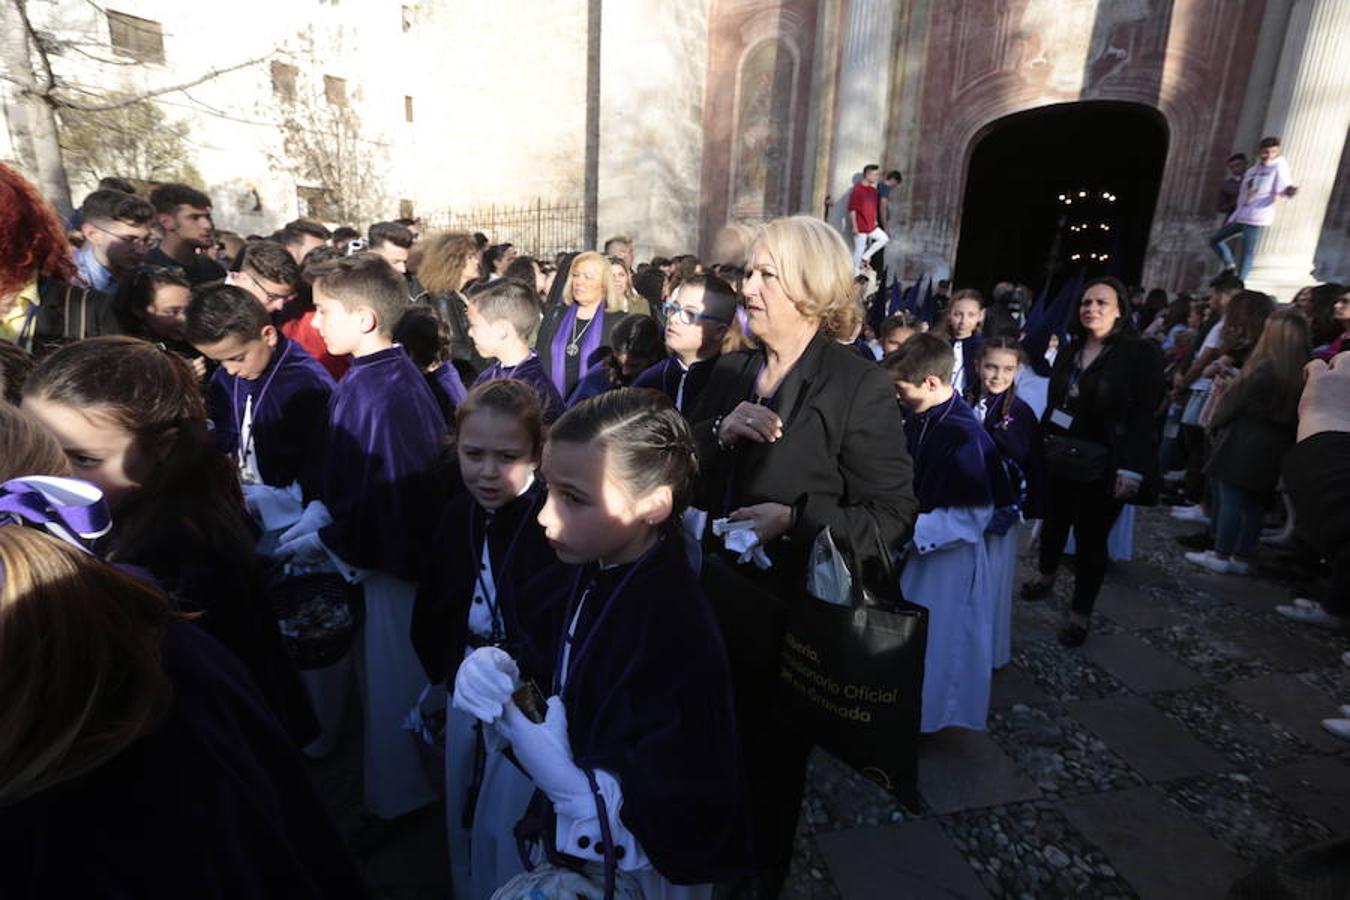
[606,315,664,385]
[548,388,698,532]
[23,337,253,570]
[882,332,953,385]
[113,265,191,336]
[393,304,450,370]
[980,335,1025,363]
[240,240,301,288]
[880,311,918,338]
[185,283,270,345]
[309,252,409,337]
[0,341,34,405]
[455,378,545,460]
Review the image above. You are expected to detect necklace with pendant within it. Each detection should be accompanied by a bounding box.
[566,309,596,358]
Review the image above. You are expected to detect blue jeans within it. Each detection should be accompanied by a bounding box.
[1212,479,1264,559]
[1209,221,1263,280]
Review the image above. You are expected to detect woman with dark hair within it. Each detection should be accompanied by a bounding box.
[1305,282,1348,349]
[564,313,665,407]
[416,232,489,379]
[1312,284,1349,360]
[503,254,546,305]
[22,337,317,743]
[111,266,207,374]
[1021,276,1165,647]
[0,163,119,355]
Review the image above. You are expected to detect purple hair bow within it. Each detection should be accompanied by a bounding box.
[0,477,113,554]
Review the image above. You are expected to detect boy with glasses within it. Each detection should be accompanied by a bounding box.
[75,190,156,295]
[634,272,737,415]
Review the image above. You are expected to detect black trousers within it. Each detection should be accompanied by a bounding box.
[1038,476,1125,616]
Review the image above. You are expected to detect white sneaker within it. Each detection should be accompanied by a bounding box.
[1321,718,1350,742]
[1274,601,1343,629]
[1171,505,1209,523]
[1293,597,1317,610]
[1185,550,1245,575]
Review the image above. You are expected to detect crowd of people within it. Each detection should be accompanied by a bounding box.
[1,155,1348,899]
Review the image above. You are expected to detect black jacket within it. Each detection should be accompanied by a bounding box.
[691,332,918,591]
[1205,361,1298,496]
[534,302,631,401]
[1044,332,1165,503]
[18,278,120,356]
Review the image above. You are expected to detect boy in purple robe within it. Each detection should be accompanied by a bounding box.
[467,279,565,422]
[885,334,1010,733]
[276,253,447,821]
[188,283,335,508]
[632,273,737,415]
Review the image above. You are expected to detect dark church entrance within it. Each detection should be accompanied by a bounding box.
[952,102,1168,296]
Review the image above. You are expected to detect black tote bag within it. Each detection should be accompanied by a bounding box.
[774,524,927,809]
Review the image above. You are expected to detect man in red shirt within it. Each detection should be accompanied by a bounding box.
[848,164,889,274]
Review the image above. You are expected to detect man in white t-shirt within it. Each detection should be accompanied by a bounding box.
[1208,136,1298,280]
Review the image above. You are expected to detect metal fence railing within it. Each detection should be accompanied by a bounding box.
[422,199,588,260]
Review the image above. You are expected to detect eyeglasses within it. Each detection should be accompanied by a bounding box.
[245,270,297,305]
[88,221,156,248]
[662,302,729,326]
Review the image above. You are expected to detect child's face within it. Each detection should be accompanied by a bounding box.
[981,349,1021,395]
[948,300,983,339]
[144,283,191,342]
[312,287,370,356]
[1333,293,1350,324]
[457,408,536,511]
[893,375,942,412]
[881,327,915,355]
[663,284,721,357]
[466,302,507,358]
[538,438,663,566]
[22,397,159,510]
[193,326,278,380]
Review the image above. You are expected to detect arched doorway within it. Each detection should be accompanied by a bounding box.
[952,102,1168,294]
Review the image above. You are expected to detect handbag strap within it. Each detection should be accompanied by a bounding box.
[584,767,619,900]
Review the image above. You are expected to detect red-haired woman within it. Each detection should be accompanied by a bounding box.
[0,163,119,355]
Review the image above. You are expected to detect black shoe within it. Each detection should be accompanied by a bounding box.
[1057,622,1089,647]
[1020,577,1055,601]
[1176,531,1214,551]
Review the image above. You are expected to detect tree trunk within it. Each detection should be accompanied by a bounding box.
[1,0,73,216]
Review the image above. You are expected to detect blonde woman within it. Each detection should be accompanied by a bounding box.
[536,250,631,399]
[416,231,488,378]
[608,255,651,317]
[690,215,918,897]
[0,496,362,897]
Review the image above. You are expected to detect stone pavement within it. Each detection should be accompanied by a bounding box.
[308,505,1350,899]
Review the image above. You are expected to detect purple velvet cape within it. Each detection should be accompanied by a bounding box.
[318,346,448,581]
[979,388,1048,520]
[631,355,716,415]
[474,353,566,423]
[425,360,469,427]
[410,480,567,687]
[551,535,753,884]
[206,336,336,501]
[902,393,1014,514]
[0,623,364,899]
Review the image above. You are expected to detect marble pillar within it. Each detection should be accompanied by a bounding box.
[826,0,899,224]
[1244,0,1350,301]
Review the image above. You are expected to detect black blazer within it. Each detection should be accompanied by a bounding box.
[535,302,631,399]
[690,331,918,591]
[1044,332,1165,502]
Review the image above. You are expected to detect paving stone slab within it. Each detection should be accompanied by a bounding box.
[917,729,1042,814]
[1106,559,1179,590]
[816,820,992,900]
[1068,696,1229,782]
[1188,573,1284,613]
[1223,673,1345,753]
[990,664,1050,708]
[1059,787,1249,900]
[1253,757,1350,834]
[1094,583,1188,630]
[1211,619,1343,673]
[1083,632,1206,694]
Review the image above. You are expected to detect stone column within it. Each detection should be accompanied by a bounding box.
[1244,0,1350,301]
[826,0,899,223]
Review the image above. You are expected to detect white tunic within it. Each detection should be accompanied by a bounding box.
[902,505,995,733]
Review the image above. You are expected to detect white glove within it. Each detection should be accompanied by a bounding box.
[275,531,329,574]
[498,696,591,818]
[278,499,333,545]
[451,646,520,723]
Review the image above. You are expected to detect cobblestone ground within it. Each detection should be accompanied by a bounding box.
[309,506,1350,899]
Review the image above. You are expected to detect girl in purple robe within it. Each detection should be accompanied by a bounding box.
[453,389,752,897]
[973,338,1046,669]
[411,380,567,899]
[938,288,987,401]
[22,336,318,745]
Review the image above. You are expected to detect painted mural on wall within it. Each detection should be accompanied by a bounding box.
[731,38,796,220]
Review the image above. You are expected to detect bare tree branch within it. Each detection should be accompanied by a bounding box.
[13,0,56,95]
[48,54,270,111]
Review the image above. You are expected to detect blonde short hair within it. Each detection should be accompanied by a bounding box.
[751,216,856,338]
[561,251,625,313]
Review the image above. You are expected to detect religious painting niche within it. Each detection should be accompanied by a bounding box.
[731,38,796,220]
